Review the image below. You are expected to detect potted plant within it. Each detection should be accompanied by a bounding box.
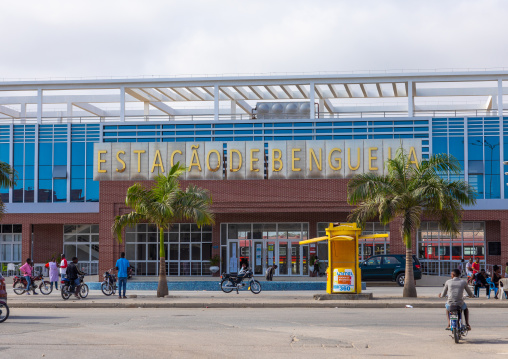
[209,255,221,274]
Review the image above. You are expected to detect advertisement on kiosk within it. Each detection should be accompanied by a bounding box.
[333,268,355,293]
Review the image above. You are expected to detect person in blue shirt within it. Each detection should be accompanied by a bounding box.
[116,252,130,299]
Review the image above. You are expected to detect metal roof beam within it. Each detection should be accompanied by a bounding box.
[376,84,383,97]
[264,85,280,99]
[0,105,20,118]
[247,86,264,100]
[359,84,368,97]
[138,88,163,101]
[154,88,180,101]
[170,88,192,101]
[392,83,398,97]
[296,85,309,99]
[235,100,253,114]
[185,87,209,101]
[232,86,250,100]
[328,84,339,98]
[125,88,152,102]
[314,85,323,99]
[281,85,294,99]
[323,99,335,113]
[219,87,239,101]
[150,102,177,116]
[72,103,108,117]
[344,84,353,98]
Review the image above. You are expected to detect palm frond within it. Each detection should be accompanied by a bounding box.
[0,161,17,188]
[111,212,147,243]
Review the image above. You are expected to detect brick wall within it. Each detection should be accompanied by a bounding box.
[32,224,64,264]
[1,178,508,274]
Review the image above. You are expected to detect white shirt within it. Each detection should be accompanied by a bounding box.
[60,258,68,275]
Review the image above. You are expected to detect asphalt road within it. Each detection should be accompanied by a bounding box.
[1,307,507,358]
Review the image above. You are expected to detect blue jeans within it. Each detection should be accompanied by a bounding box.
[70,278,81,294]
[24,276,32,292]
[445,302,467,311]
[118,277,127,297]
[50,281,59,290]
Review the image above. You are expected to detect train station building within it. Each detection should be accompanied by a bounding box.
[0,71,507,277]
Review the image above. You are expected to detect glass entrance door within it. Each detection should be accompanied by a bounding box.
[253,241,263,275]
[227,241,239,274]
[266,241,276,274]
[228,238,308,276]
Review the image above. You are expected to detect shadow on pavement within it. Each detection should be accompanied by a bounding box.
[464,338,508,345]
[7,316,67,320]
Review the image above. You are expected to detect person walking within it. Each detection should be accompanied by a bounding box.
[116,252,130,299]
[466,258,474,284]
[48,257,59,291]
[19,258,38,295]
[457,259,465,277]
[60,254,68,280]
[265,264,277,281]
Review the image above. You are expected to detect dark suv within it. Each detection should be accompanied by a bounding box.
[360,254,422,286]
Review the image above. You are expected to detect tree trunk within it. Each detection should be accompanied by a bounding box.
[157,257,168,297]
[157,227,168,297]
[403,247,417,297]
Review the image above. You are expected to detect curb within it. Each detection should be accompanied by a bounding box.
[6,301,508,309]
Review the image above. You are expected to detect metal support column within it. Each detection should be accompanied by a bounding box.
[8,124,13,203]
[309,83,315,119]
[214,84,219,121]
[120,86,125,122]
[408,81,414,117]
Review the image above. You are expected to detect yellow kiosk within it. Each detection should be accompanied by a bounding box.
[300,223,388,295]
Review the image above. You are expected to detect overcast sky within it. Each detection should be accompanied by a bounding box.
[1,0,507,80]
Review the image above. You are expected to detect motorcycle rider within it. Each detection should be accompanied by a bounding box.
[19,258,38,295]
[439,269,474,330]
[66,257,85,299]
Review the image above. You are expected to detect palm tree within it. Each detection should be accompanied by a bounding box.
[347,148,476,297]
[112,163,214,297]
[0,161,16,220]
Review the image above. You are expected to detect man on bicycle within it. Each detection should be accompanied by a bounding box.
[66,257,85,299]
[438,269,474,331]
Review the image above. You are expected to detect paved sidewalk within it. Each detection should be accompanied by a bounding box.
[5,284,507,309]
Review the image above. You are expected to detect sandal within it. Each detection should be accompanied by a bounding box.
[466,325,471,331]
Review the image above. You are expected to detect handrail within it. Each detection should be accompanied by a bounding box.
[1,109,506,125]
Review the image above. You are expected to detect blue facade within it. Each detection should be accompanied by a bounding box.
[1,116,507,204]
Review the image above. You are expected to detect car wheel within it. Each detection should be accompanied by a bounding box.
[396,273,405,287]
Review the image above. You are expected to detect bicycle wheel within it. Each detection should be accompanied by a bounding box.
[249,280,262,294]
[39,281,53,295]
[0,302,9,323]
[101,282,113,296]
[13,282,26,295]
[79,284,89,298]
[220,279,234,293]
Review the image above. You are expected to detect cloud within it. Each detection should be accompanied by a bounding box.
[0,0,507,79]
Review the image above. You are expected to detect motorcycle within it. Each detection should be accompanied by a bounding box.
[61,274,89,300]
[220,268,261,294]
[449,303,469,343]
[13,272,52,295]
[101,270,117,296]
[0,301,8,323]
